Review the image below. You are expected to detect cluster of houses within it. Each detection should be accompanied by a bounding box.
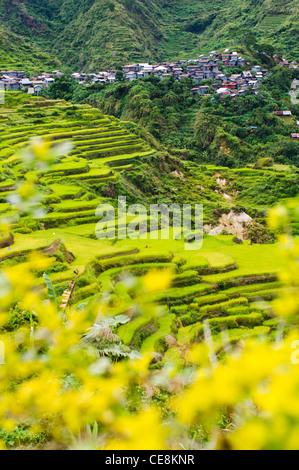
[71,50,263,99]
[0,70,61,93]
[0,49,297,101]
[69,49,298,100]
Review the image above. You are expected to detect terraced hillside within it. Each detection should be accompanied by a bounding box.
[0,92,153,205]
[0,92,154,279]
[0,27,61,73]
[0,92,292,361]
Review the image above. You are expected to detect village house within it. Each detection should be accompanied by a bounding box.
[43,77,55,87]
[272,111,292,116]
[216,87,231,96]
[242,71,252,79]
[193,74,204,84]
[229,58,238,67]
[138,63,153,71]
[107,74,116,83]
[34,85,43,94]
[4,80,20,91]
[173,67,183,75]
[122,64,139,73]
[252,65,262,73]
[229,74,242,82]
[153,66,168,75]
[209,51,220,58]
[20,78,32,89]
[223,82,238,90]
[186,65,201,73]
[31,80,44,88]
[142,67,154,77]
[222,54,231,64]
[41,73,53,79]
[218,74,228,82]
[177,73,189,81]
[71,73,84,81]
[125,71,138,81]
[255,72,263,80]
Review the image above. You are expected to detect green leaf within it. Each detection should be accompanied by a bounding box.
[43,273,57,304]
[75,302,88,312]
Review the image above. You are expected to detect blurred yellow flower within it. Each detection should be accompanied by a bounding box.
[143,269,173,293]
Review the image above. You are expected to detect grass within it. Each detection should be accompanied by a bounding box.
[140,314,176,353]
[118,314,153,345]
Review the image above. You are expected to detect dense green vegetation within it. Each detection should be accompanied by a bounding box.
[45,67,299,169]
[0,0,298,70]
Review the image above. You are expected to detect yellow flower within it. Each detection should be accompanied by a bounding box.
[106,408,167,450]
[143,269,173,293]
[267,205,289,230]
[31,138,52,161]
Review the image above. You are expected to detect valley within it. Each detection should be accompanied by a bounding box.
[0,0,299,452]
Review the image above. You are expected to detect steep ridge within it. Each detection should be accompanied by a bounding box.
[0,0,298,70]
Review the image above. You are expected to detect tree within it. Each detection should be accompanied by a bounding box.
[194,110,221,148]
[46,75,77,101]
[115,70,125,81]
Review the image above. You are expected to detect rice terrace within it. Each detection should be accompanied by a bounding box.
[0,0,299,454]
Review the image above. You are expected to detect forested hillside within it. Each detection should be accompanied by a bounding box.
[0,0,298,70]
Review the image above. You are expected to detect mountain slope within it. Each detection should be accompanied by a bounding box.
[0,26,61,72]
[0,0,298,70]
